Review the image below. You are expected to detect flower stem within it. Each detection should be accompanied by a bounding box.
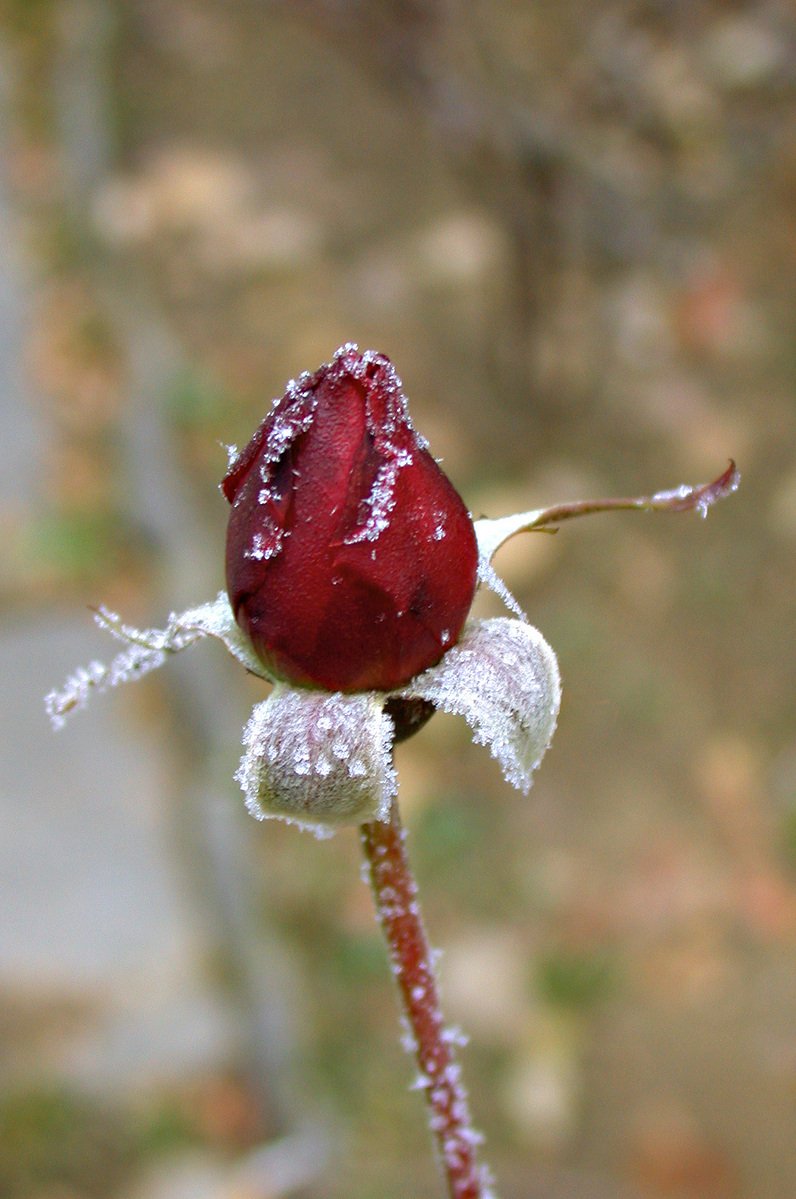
[360,800,494,1199]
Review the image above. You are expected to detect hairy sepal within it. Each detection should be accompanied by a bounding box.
[236,686,397,835]
[402,617,561,793]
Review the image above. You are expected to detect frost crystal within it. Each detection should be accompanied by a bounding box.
[45,592,266,729]
[345,451,413,545]
[403,618,561,793]
[432,508,448,541]
[237,686,397,834]
[476,557,527,621]
[45,611,200,729]
[45,659,127,729]
[260,393,316,468]
[174,592,266,675]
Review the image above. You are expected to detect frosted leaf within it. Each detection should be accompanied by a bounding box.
[46,640,173,729]
[649,461,740,517]
[46,604,205,728]
[46,659,123,729]
[402,618,561,793]
[236,686,397,833]
[95,591,266,678]
[474,511,540,617]
[45,592,267,729]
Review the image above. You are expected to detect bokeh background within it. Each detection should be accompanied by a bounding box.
[1,2,795,1197]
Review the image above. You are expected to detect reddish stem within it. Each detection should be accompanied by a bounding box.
[360,800,494,1199]
[531,460,741,528]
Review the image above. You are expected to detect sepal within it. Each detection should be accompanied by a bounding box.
[402,617,561,793]
[45,592,266,729]
[474,509,547,567]
[236,686,397,835]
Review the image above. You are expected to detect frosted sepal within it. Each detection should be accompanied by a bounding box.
[170,592,267,677]
[474,509,547,566]
[237,686,397,834]
[45,592,267,729]
[476,558,527,620]
[45,609,202,729]
[402,617,561,793]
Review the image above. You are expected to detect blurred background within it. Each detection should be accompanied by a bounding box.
[1,1,794,1197]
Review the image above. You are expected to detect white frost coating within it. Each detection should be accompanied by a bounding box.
[45,592,267,729]
[474,511,550,617]
[477,558,527,620]
[236,686,397,833]
[45,607,204,729]
[258,395,316,469]
[402,617,561,793]
[441,1026,469,1048]
[344,450,413,545]
[45,659,129,729]
[651,483,692,504]
[174,591,267,676]
[473,508,546,565]
[652,481,724,518]
[245,519,286,562]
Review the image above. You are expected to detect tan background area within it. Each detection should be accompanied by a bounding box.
[1,2,794,1197]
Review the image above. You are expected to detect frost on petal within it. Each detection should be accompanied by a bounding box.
[236,686,397,835]
[343,451,412,545]
[402,618,561,793]
[45,592,267,730]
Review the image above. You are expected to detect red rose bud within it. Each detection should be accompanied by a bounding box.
[222,346,478,693]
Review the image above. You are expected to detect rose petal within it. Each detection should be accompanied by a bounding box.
[237,686,397,834]
[402,618,561,793]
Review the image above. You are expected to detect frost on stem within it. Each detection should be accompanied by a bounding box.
[361,806,497,1199]
[650,459,741,517]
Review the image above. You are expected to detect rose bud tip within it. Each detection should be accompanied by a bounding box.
[223,347,478,694]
